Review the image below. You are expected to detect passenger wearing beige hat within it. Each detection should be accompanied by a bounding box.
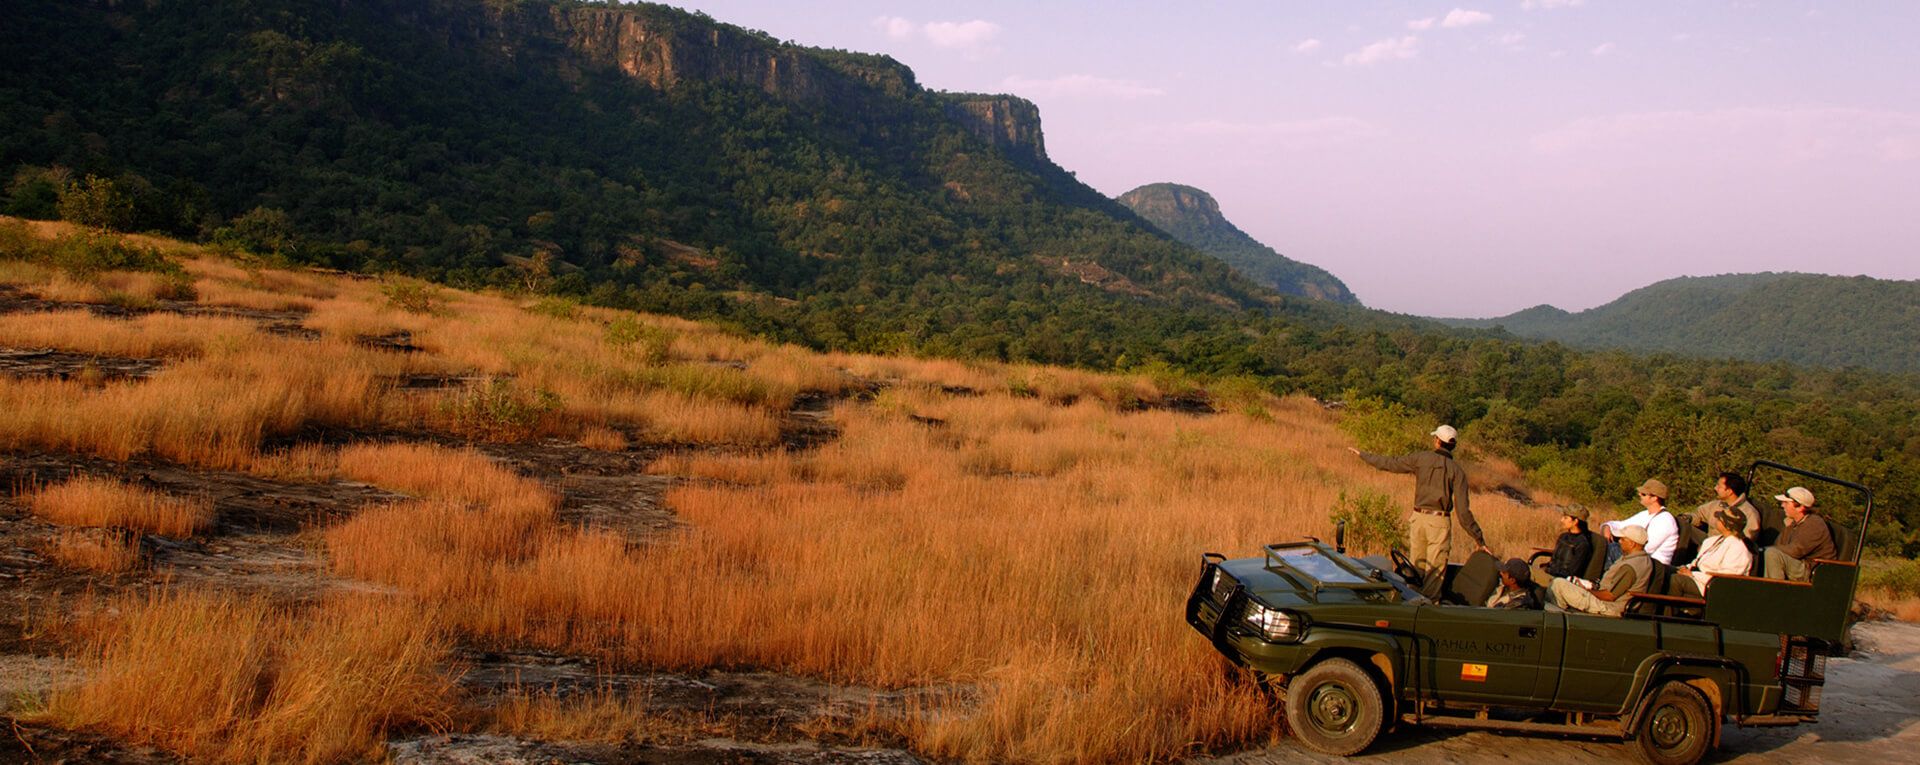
[1677,500,1753,591]
[1347,424,1485,579]
[1764,486,1837,581]
[1601,478,1679,565]
[1549,523,1655,616]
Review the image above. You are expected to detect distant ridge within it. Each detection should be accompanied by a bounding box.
[1442,272,1920,373]
[1116,183,1359,305]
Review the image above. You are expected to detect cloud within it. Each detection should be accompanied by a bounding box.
[1001,74,1165,100]
[871,16,1001,54]
[1590,42,1616,56]
[1122,117,1388,151]
[1442,9,1494,28]
[1407,17,1436,31]
[922,20,1000,50]
[871,16,915,40]
[1343,36,1420,66]
[1530,108,1920,166]
[1496,32,1527,48]
[1293,38,1322,54]
[1522,0,1586,9]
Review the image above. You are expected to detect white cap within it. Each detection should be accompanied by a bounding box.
[1431,424,1458,442]
[1616,525,1648,545]
[1774,486,1816,508]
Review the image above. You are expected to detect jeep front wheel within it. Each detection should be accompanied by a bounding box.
[1632,682,1715,765]
[1283,658,1384,756]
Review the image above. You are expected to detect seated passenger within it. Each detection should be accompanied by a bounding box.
[1677,501,1752,591]
[1763,486,1837,581]
[1690,471,1761,538]
[1602,479,1679,565]
[1549,525,1654,616]
[1530,505,1594,587]
[1487,558,1540,610]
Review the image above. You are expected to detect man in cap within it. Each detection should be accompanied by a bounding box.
[1348,424,1485,579]
[1532,504,1595,587]
[1488,558,1541,610]
[1764,487,1837,581]
[1602,479,1679,565]
[1549,524,1655,616]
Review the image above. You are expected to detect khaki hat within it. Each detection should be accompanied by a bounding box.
[1559,504,1590,522]
[1431,424,1458,442]
[1635,479,1669,499]
[1616,524,1649,545]
[1774,486,1816,507]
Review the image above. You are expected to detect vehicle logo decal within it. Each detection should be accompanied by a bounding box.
[1461,663,1488,682]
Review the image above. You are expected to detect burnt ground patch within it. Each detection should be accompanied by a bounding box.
[0,285,309,327]
[0,347,166,381]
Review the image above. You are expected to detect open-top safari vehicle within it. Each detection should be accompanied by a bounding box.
[1185,461,1872,765]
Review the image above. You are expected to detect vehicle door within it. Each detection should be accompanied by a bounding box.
[1551,613,1659,712]
[1413,605,1554,707]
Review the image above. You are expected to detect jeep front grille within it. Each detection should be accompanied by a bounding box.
[1210,569,1237,604]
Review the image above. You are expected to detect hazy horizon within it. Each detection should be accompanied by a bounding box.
[648,1,1920,316]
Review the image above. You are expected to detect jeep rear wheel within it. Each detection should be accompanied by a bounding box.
[1283,658,1384,756]
[1632,682,1715,765]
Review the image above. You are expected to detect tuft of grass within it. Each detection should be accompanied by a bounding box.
[44,528,141,573]
[26,476,213,537]
[578,426,629,452]
[35,590,456,764]
[380,275,442,314]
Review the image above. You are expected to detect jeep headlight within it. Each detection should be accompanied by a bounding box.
[1243,600,1304,643]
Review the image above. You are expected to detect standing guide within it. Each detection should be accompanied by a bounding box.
[1349,424,1486,580]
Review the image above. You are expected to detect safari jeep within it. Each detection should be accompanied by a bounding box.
[1185,461,1872,765]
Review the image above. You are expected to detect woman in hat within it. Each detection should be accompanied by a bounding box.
[1678,500,1752,591]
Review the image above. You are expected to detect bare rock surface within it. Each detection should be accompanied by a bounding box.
[0,348,165,381]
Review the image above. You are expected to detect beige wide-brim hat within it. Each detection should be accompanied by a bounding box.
[1616,525,1649,545]
[1635,479,1668,499]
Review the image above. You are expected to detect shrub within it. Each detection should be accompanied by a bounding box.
[57,175,136,231]
[1336,394,1429,455]
[436,378,563,442]
[29,231,178,278]
[1328,489,1407,555]
[380,276,441,314]
[1528,458,1597,501]
[1862,557,1920,597]
[212,207,300,261]
[604,316,674,364]
[527,296,579,320]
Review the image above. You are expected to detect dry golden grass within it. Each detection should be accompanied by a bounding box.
[36,590,455,764]
[1861,587,1920,622]
[26,476,213,537]
[578,426,630,452]
[44,529,141,572]
[327,391,1556,762]
[0,310,257,358]
[3,222,1590,762]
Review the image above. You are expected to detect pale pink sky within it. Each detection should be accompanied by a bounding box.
[654,1,1920,316]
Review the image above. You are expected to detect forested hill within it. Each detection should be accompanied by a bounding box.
[0,0,1333,368]
[1443,273,1920,374]
[1117,183,1358,305]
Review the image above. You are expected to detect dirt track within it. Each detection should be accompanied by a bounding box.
[1199,619,1920,765]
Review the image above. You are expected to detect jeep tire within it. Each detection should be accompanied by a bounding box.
[1632,682,1715,765]
[1283,658,1385,756]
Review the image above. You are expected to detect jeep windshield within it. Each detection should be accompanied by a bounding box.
[1264,543,1426,603]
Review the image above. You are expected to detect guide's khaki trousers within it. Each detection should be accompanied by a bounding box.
[1407,510,1451,577]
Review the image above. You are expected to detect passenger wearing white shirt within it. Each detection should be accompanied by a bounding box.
[1603,479,1679,565]
[1678,502,1753,591]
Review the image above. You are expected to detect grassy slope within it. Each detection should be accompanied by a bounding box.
[3,221,1580,762]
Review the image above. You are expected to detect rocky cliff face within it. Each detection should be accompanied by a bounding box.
[1117,183,1358,304]
[940,94,1047,161]
[400,0,1044,155]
